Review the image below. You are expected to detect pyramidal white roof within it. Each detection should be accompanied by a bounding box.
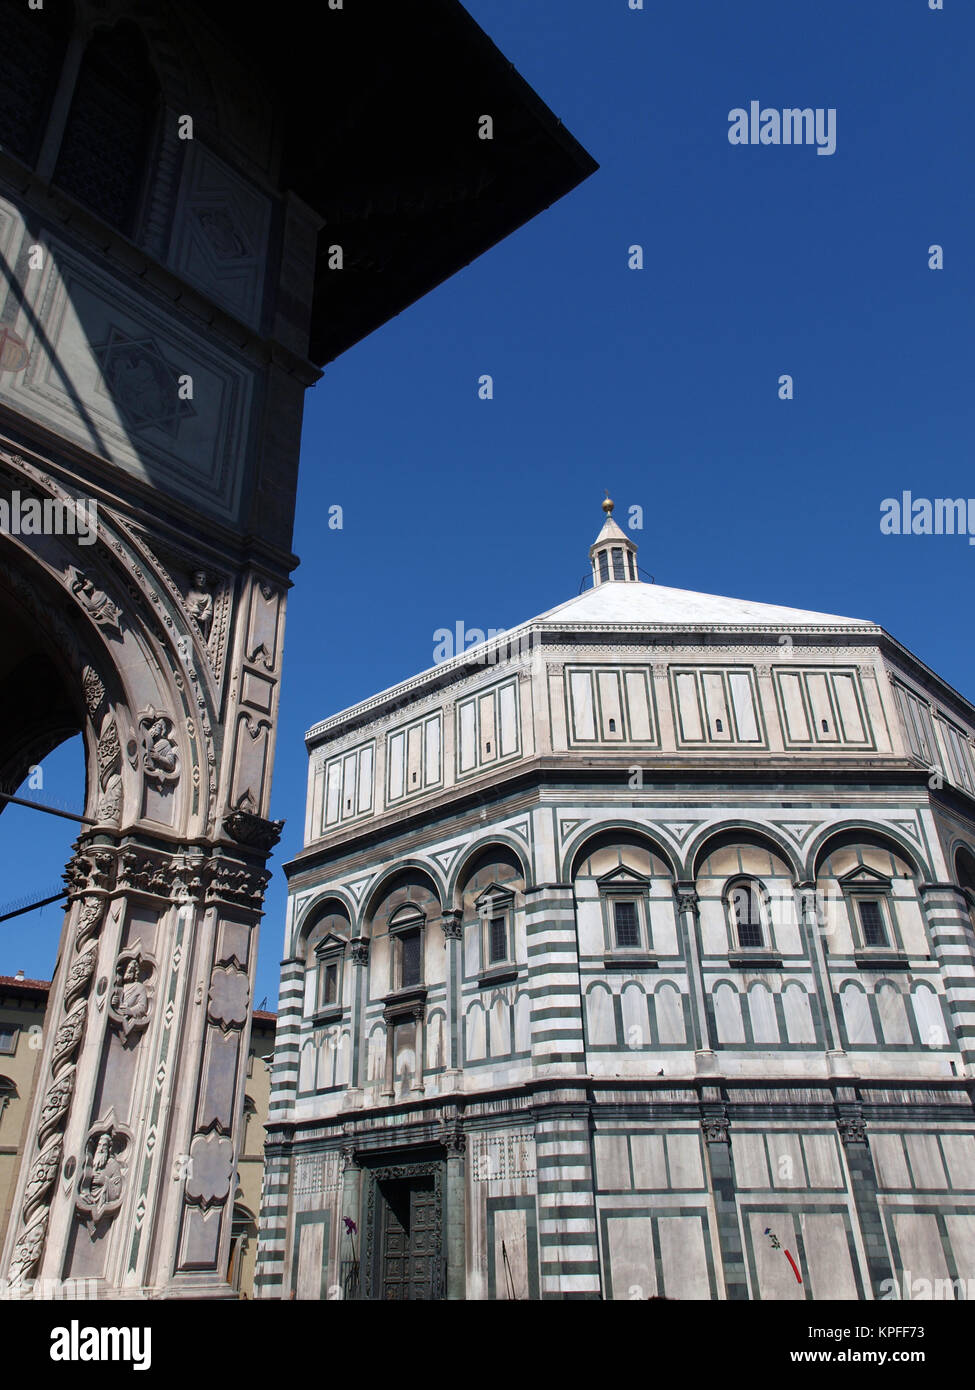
[306,509,876,740]
[530,579,871,629]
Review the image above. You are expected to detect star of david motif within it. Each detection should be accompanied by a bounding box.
[93,327,196,438]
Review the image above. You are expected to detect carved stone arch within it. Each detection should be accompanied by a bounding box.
[952,842,975,895]
[362,860,446,928]
[0,468,212,838]
[0,530,130,833]
[293,892,356,956]
[562,820,680,882]
[807,822,928,882]
[687,821,803,882]
[448,837,532,911]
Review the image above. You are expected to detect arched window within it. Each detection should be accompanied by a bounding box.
[0,0,72,167]
[301,903,350,1018]
[956,847,975,935]
[52,22,158,236]
[727,878,766,950]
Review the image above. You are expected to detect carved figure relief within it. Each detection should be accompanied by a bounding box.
[108,947,154,1042]
[76,1122,128,1237]
[67,568,121,632]
[186,570,214,639]
[138,708,179,784]
[195,207,249,260]
[93,327,195,438]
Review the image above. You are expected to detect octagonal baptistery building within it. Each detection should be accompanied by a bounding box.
[256,502,975,1302]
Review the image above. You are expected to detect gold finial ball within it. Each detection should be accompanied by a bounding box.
[602,492,614,516]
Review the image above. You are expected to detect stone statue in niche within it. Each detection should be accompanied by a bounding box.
[138,708,179,784]
[186,570,214,640]
[76,1126,127,1237]
[108,949,153,1042]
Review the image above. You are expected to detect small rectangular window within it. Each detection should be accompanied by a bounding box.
[401,930,422,988]
[598,551,609,583]
[489,915,507,963]
[732,884,764,949]
[857,899,887,948]
[0,1025,17,1055]
[611,547,625,580]
[322,962,338,1006]
[613,900,640,948]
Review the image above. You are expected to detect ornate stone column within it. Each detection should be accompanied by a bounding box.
[699,1094,748,1300]
[795,880,850,1074]
[441,910,464,1087]
[673,883,715,1070]
[339,1141,362,1299]
[834,1094,893,1296]
[345,936,370,1102]
[440,1112,467,1300]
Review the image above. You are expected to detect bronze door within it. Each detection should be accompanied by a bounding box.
[379,1177,439,1300]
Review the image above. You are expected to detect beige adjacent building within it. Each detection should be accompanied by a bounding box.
[0,975,50,1264]
[230,1009,276,1298]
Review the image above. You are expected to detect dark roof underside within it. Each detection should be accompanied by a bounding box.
[200,0,597,366]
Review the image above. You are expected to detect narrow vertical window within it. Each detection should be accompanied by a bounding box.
[857,899,887,948]
[489,915,507,963]
[731,881,764,949]
[321,962,339,1006]
[611,547,625,580]
[627,551,636,580]
[598,551,609,583]
[613,900,640,948]
[401,929,422,988]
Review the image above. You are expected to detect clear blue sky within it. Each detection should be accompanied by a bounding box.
[3,0,973,1012]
